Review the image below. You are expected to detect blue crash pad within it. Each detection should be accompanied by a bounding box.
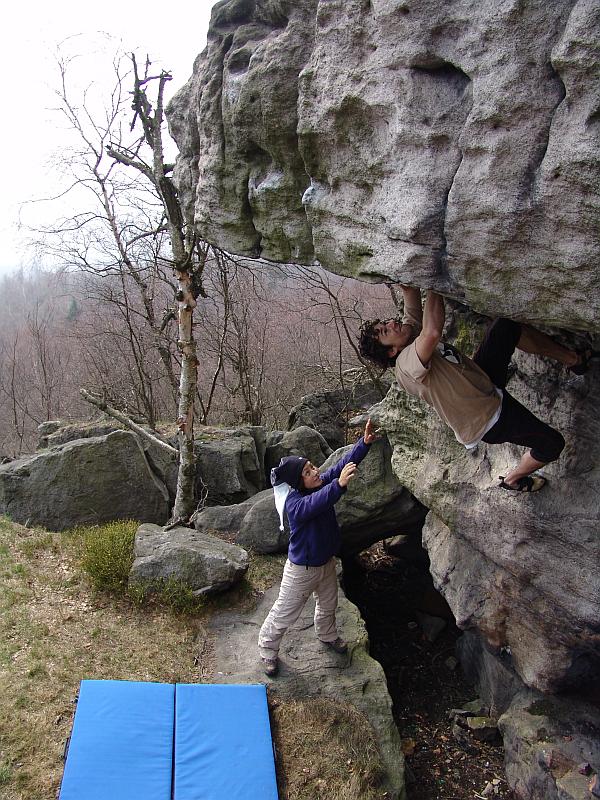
[59,679,175,800]
[59,680,278,800]
[174,683,279,800]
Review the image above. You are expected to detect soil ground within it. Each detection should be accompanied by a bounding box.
[343,542,518,800]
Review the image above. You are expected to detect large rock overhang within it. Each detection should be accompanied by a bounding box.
[167,0,600,333]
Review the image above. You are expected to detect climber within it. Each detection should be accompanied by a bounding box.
[358,286,593,492]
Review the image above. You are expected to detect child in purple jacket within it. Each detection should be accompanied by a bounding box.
[258,420,376,676]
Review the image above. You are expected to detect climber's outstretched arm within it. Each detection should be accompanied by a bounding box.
[415,291,445,366]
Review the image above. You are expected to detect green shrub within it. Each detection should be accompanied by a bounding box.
[80,521,137,592]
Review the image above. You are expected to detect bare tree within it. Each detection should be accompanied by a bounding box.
[29,48,204,521]
[105,54,211,522]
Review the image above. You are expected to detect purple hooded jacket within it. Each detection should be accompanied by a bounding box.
[285,438,371,567]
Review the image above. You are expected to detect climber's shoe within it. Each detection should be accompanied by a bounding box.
[261,656,279,677]
[569,349,600,376]
[499,475,547,493]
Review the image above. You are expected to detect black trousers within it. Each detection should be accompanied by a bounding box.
[473,319,565,464]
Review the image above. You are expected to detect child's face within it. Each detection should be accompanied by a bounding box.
[301,461,323,490]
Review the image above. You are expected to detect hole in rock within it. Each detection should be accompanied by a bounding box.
[342,540,517,800]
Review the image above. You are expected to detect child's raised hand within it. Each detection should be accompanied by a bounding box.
[338,462,357,488]
[363,418,378,445]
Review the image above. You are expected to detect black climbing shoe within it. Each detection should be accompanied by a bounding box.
[499,475,547,493]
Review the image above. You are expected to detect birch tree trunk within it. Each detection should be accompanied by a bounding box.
[107,56,207,522]
[172,269,198,520]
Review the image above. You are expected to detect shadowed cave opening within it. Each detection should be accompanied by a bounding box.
[342,537,517,800]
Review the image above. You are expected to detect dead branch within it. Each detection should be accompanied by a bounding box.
[79,388,177,455]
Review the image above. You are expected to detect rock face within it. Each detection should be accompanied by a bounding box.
[499,694,600,800]
[287,380,390,450]
[208,573,405,798]
[194,437,425,556]
[0,431,170,531]
[265,425,332,474]
[367,349,600,695]
[168,0,600,332]
[327,435,426,554]
[195,430,264,505]
[130,523,249,595]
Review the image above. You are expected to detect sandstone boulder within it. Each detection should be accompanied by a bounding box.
[39,420,124,449]
[130,522,249,595]
[329,435,426,555]
[264,425,332,474]
[192,502,255,536]
[195,427,264,505]
[287,380,389,450]
[0,431,170,531]
[168,0,600,333]
[371,353,600,694]
[499,694,600,800]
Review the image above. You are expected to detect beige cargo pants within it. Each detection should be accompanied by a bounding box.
[258,557,339,659]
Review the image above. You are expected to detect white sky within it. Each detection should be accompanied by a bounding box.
[0,0,215,276]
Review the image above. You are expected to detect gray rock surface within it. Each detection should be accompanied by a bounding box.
[328,436,426,555]
[168,0,600,333]
[0,431,170,531]
[193,488,291,553]
[264,425,332,474]
[370,352,600,694]
[457,630,530,717]
[287,380,390,450]
[195,427,264,504]
[130,522,249,595]
[39,420,124,449]
[36,419,64,446]
[499,693,600,800]
[236,490,290,553]
[35,419,180,502]
[208,572,405,799]
[192,502,255,536]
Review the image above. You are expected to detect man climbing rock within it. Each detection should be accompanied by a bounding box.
[358,286,592,492]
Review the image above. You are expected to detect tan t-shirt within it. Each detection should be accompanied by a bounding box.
[395,301,502,445]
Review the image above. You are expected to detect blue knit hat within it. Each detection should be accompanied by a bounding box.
[270,455,308,490]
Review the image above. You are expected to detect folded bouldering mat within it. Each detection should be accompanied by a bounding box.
[59,680,175,800]
[59,679,278,800]
[175,683,279,800]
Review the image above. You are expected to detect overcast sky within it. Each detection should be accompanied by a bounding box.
[0,0,215,277]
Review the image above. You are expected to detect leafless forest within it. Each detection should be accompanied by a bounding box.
[0,50,392,459]
[0,259,390,457]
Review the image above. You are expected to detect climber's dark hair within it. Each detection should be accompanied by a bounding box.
[358,319,398,369]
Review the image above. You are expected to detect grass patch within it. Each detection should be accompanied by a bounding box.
[246,553,287,593]
[0,517,204,800]
[0,761,12,785]
[271,697,387,800]
[129,577,206,615]
[0,516,385,799]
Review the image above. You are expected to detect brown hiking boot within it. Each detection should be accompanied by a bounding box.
[261,657,279,677]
